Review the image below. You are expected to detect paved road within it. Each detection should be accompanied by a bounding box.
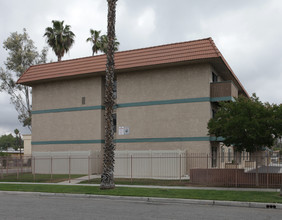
[0,193,281,220]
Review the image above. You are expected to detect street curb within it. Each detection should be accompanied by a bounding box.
[0,182,280,192]
[0,190,281,210]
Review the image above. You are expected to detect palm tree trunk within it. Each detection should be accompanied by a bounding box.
[24,86,32,131]
[100,0,118,190]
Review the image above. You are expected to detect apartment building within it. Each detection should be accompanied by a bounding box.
[17,38,248,170]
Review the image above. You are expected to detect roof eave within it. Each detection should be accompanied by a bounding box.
[17,56,249,98]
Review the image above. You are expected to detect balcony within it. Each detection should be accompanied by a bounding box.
[210,81,238,102]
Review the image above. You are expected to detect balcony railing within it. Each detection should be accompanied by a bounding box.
[210,81,238,101]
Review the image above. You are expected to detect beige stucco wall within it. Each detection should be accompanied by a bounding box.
[31,62,215,155]
[32,143,102,152]
[32,76,103,110]
[116,63,212,139]
[31,76,104,152]
[117,102,210,139]
[32,110,104,141]
[117,63,212,103]
[114,63,213,155]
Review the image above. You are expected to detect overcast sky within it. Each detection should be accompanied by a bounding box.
[0,0,282,136]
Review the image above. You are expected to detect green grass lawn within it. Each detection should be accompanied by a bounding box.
[0,173,84,183]
[0,183,281,204]
[80,178,191,186]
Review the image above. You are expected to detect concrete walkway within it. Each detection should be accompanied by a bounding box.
[57,175,281,192]
[59,174,100,184]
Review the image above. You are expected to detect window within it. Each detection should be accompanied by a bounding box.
[113,113,117,133]
[113,80,117,99]
[82,97,86,105]
[212,72,218,82]
[221,148,225,163]
[212,146,217,168]
[228,149,231,162]
[238,151,242,164]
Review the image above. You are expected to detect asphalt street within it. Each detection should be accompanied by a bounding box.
[0,193,281,220]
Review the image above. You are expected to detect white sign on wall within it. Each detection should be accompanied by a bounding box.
[119,126,129,135]
[119,126,125,135]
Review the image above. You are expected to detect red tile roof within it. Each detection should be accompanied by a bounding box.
[17,37,248,96]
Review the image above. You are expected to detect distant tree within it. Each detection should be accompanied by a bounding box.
[208,94,279,153]
[0,29,47,130]
[272,103,282,139]
[86,29,119,56]
[0,134,16,151]
[86,29,102,56]
[44,20,75,61]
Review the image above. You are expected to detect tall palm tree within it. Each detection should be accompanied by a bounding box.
[44,20,75,61]
[100,0,118,190]
[100,34,120,54]
[86,29,102,56]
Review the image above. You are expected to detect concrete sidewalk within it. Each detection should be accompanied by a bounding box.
[0,179,280,192]
[0,179,281,210]
[57,175,281,192]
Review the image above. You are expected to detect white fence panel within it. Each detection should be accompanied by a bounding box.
[32,150,186,178]
[32,151,100,174]
[114,150,186,179]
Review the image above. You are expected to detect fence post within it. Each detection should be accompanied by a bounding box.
[131,155,133,183]
[20,157,23,176]
[186,152,188,178]
[16,158,19,180]
[235,162,238,188]
[150,151,153,178]
[206,154,209,186]
[6,156,8,174]
[33,156,35,182]
[88,156,90,183]
[1,157,3,179]
[179,154,182,182]
[266,152,269,188]
[50,156,53,180]
[68,156,71,183]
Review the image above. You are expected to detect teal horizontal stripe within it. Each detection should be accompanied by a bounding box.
[32,136,224,145]
[211,96,235,102]
[117,97,211,108]
[32,96,234,115]
[32,140,105,145]
[210,136,225,142]
[116,137,211,143]
[32,105,104,114]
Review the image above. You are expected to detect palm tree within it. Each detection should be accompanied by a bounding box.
[44,20,75,61]
[14,129,22,158]
[100,0,118,190]
[100,34,120,54]
[86,29,102,56]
